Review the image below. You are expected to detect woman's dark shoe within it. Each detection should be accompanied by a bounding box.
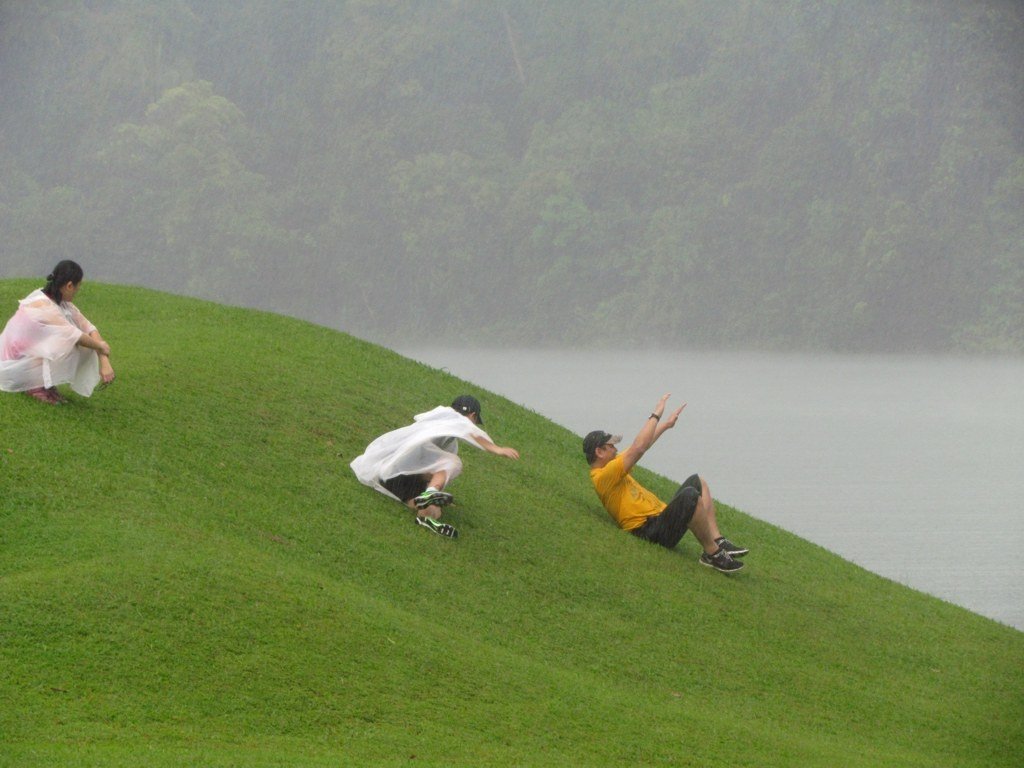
[45,387,68,404]
[25,387,60,404]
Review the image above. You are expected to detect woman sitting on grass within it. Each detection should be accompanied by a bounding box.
[0,260,115,404]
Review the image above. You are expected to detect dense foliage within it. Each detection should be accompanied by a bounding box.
[1,0,1021,352]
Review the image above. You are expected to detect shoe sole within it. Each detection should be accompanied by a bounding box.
[725,549,749,558]
[414,517,458,539]
[414,492,454,510]
[699,557,744,573]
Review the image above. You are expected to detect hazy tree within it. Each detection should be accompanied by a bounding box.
[89,80,291,302]
[0,0,1020,352]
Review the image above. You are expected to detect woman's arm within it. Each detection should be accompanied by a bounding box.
[77,331,110,356]
[80,330,115,384]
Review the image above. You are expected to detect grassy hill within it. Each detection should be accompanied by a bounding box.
[1,280,1021,768]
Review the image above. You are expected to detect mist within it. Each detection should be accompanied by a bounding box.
[1,0,1021,354]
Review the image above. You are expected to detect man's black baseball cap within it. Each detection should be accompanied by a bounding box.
[583,430,622,463]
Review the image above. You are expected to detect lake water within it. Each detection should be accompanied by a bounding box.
[401,348,1024,632]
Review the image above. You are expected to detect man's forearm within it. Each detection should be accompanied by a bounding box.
[623,396,676,469]
[632,413,661,453]
[654,419,675,441]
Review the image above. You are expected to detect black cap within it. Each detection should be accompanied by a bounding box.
[583,430,622,463]
[452,394,483,425]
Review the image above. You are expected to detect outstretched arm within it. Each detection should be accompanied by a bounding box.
[619,394,686,473]
[475,435,520,460]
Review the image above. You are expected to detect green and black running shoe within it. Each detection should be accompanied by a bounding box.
[415,516,458,539]
[414,489,454,510]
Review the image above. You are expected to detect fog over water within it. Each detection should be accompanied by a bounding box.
[403,347,1024,631]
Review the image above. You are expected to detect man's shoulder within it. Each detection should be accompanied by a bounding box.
[590,455,626,485]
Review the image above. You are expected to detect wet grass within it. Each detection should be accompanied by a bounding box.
[1,280,1021,767]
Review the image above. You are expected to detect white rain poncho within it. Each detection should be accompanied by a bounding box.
[0,289,101,395]
[351,405,493,501]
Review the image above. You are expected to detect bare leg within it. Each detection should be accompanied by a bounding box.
[686,476,724,554]
[399,470,452,520]
[406,499,444,520]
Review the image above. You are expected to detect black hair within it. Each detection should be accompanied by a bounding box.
[42,260,84,304]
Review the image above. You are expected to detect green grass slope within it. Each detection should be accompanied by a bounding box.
[1,281,1021,768]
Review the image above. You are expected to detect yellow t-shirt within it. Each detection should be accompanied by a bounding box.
[589,455,666,531]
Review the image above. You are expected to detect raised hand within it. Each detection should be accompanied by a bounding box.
[662,403,686,428]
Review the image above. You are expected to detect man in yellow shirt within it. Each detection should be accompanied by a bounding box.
[584,394,747,573]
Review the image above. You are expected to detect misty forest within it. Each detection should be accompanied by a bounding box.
[1,0,1021,353]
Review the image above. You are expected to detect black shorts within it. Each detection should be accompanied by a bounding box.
[381,473,430,502]
[631,474,702,549]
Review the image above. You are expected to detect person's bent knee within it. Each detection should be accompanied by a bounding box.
[674,475,702,499]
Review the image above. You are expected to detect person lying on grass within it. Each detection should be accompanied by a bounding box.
[350,395,520,539]
[0,259,115,405]
[583,394,748,573]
